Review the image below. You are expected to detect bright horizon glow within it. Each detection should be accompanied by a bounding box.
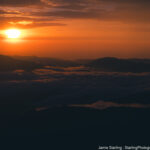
[5,29,21,39]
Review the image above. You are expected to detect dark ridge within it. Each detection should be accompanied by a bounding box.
[85,57,150,72]
[0,55,41,71]
[12,55,79,67]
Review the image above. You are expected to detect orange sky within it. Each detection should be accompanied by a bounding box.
[0,0,150,59]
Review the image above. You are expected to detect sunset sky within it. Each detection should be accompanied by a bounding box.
[0,0,150,59]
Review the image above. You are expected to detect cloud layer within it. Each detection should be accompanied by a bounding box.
[0,0,150,29]
[1,64,150,113]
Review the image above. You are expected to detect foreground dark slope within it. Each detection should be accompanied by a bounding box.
[86,57,150,72]
[2,107,150,147]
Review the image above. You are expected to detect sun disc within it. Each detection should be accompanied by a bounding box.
[5,29,21,39]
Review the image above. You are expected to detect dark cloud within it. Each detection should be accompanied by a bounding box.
[44,0,150,22]
[101,0,150,5]
[32,9,103,19]
[0,0,42,6]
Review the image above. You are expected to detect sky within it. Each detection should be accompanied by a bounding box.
[0,0,150,59]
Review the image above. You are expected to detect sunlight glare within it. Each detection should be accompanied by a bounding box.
[5,29,21,39]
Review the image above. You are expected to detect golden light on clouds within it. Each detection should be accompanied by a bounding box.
[9,21,33,25]
[5,29,21,39]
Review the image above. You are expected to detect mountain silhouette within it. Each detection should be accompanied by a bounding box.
[2,55,150,72]
[86,57,150,72]
[0,55,41,71]
[13,56,78,67]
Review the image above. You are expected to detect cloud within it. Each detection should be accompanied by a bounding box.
[0,0,42,6]
[0,15,65,29]
[0,0,150,29]
[1,60,150,111]
[42,0,150,22]
[70,100,150,110]
[0,9,20,14]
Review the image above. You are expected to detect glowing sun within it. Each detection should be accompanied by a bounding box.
[5,29,21,39]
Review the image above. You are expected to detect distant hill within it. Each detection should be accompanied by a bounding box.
[13,56,78,67]
[1,55,150,72]
[0,55,41,71]
[85,57,150,72]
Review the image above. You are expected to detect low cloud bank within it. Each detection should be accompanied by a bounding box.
[70,100,150,110]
